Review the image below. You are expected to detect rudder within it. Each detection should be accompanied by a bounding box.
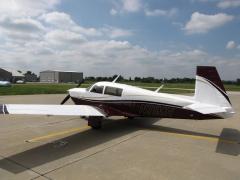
[194,66,232,108]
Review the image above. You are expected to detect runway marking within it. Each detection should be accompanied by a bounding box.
[26,125,90,143]
[159,131,238,144]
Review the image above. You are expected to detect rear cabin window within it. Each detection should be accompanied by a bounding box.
[90,85,104,94]
[104,86,123,96]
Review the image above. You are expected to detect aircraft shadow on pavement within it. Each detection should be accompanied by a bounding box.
[135,123,240,156]
[0,118,239,174]
[216,128,240,156]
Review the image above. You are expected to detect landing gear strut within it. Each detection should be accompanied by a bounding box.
[88,116,103,129]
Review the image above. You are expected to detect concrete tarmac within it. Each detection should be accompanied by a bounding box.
[0,93,239,180]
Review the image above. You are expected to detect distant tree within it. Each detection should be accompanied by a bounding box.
[134,77,141,82]
[237,79,240,85]
[142,77,154,83]
[25,71,32,75]
[85,76,95,81]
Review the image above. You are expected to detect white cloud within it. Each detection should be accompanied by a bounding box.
[217,0,240,9]
[110,0,142,15]
[0,1,239,80]
[226,41,237,49]
[0,0,60,17]
[122,0,142,12]
[41,11,102,37]
[145,8,178,17]
[45,30,86,46]
[0,16,45,33]
[0,16,45,42]
[102,26,133,38]
[40,11,75,27]
[110,8,118,15]
[184,12,234,34]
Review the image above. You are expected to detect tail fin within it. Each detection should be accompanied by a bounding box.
[194,66,232,108]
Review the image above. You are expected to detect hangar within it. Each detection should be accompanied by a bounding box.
[0,68,24,82]
[40,70,83,83]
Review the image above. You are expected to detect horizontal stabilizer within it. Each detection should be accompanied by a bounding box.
[184,103,226,114]
[0,104,105,116]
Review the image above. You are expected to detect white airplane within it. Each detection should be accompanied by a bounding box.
[0,66,235,129]
[0,81,11,87]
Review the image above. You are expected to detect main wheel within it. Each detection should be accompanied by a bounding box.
[88,116,103,129]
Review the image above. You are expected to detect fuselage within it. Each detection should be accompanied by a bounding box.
[68,82,220,120]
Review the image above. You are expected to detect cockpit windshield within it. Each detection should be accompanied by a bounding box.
[86,84,94,91]
[90,85,104,94]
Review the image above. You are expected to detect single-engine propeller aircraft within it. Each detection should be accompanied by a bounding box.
[0,66,235,129]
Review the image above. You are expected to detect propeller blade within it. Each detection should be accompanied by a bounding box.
[61,80,82,105]
[76,80,83,87]
[60,95,71,105]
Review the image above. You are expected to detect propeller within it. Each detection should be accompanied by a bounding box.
[60,94,71,105]
[60,80,83,105]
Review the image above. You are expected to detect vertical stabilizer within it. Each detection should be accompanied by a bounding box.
[194,66,232,109]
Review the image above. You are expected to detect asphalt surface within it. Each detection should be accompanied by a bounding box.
[0,93,239,180]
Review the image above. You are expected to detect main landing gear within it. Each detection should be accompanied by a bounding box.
[87,116,103,129]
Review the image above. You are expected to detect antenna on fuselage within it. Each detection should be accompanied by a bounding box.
[112,75,120,83]
[155,78,165,93]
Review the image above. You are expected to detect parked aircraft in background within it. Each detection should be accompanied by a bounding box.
[0,66,235,129]
[0,81,11,87]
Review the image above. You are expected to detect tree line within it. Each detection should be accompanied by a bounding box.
[85,75,240,85]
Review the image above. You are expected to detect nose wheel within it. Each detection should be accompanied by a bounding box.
[87,116,103,129]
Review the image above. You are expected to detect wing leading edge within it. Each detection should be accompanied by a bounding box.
[0,104,105,116]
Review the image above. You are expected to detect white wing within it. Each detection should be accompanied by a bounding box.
[0,104,105,116]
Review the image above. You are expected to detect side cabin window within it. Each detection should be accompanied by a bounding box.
[90,85,104,94]
[104,86,123,96]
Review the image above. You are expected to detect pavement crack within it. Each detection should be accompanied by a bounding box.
[41,131,146,176]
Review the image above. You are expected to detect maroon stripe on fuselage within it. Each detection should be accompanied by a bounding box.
[71,97,220,120]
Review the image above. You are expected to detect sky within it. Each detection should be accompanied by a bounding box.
[0,0,239,80]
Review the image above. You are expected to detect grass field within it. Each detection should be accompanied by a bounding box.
[0,82,239,95]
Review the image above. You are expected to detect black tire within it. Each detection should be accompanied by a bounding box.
[88,116,102,129]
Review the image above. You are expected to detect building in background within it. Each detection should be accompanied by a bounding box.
[40,70,83,83]
[0,68,24,82]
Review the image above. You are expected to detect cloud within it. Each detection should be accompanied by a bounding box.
[217,0,240,9]
[226,41,237,49]
[110,0,142,15]
[184,12,234,34]
[40,12,132,39]
[40,11,75,27]
[110,8,118,15]
[0,16,45,33]
[144,8,178,17]
[101,26,133,38]
[122,0,142,12]
[0,16,45,41]
[0,0,60,17]
[0,1,239,80]
[45,30,87,46]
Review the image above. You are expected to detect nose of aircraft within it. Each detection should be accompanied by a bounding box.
[68,88,87,98]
